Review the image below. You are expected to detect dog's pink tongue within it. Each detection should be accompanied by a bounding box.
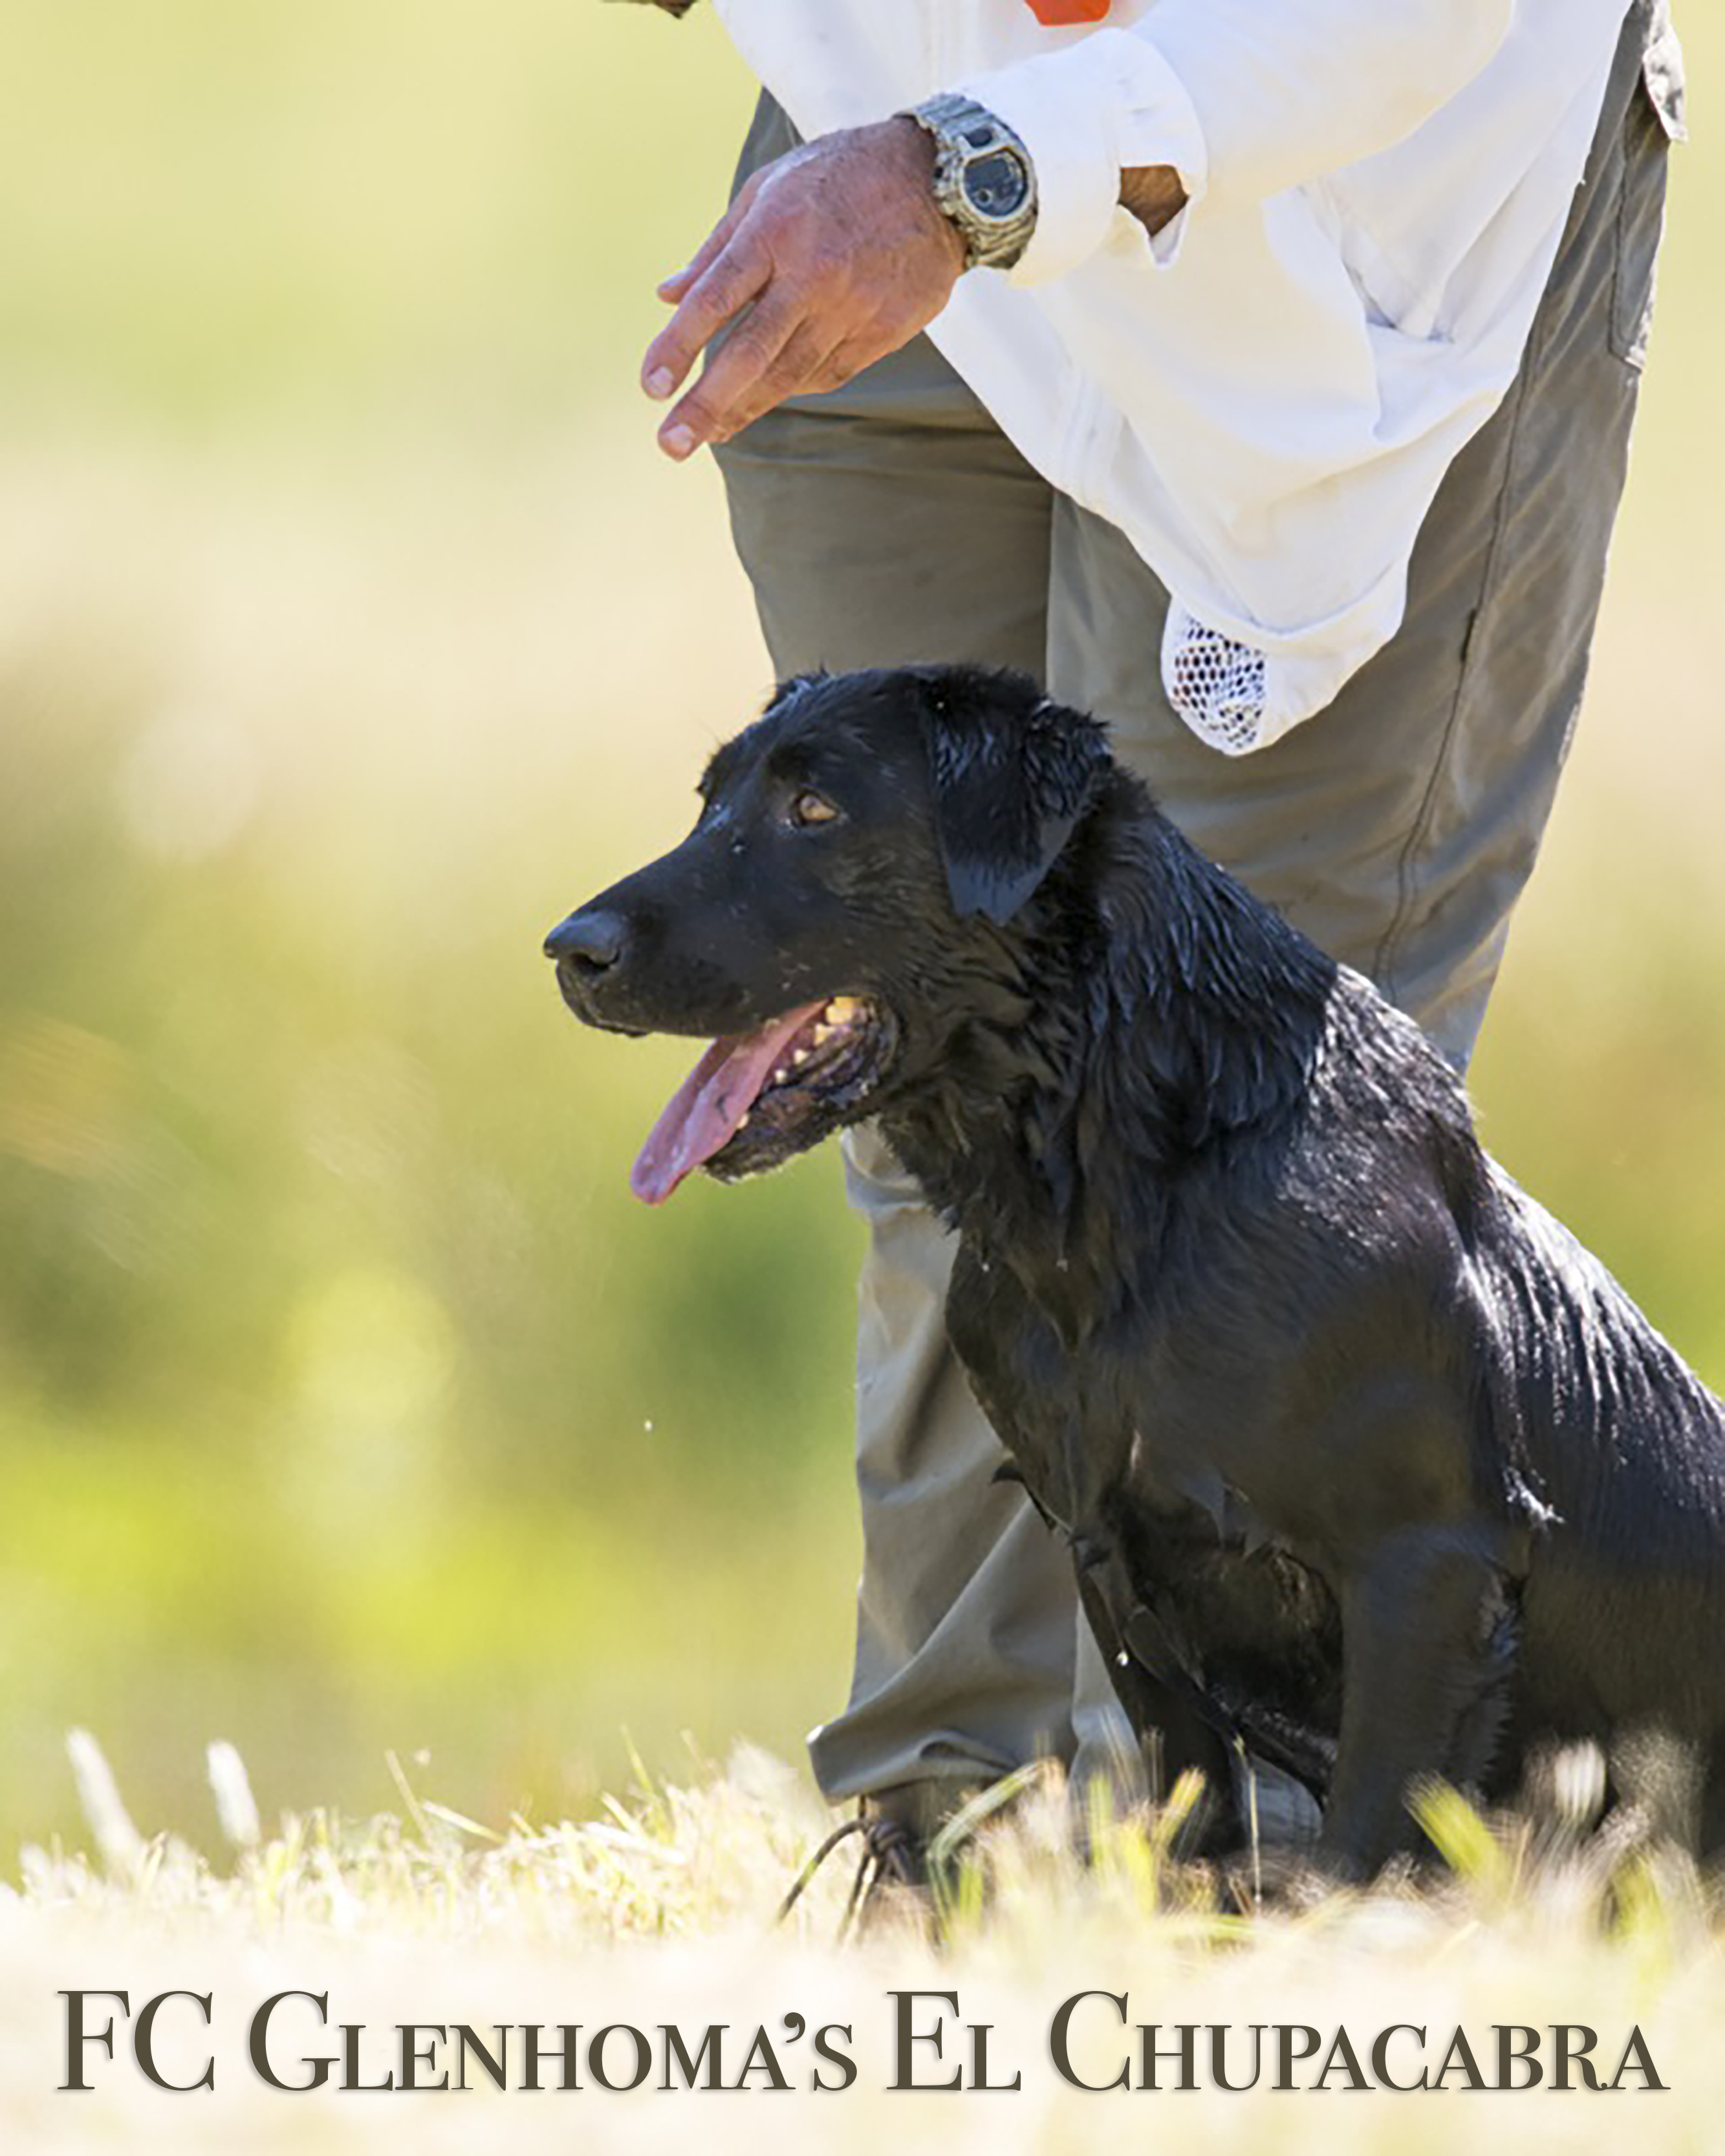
[631,1002,827,1205]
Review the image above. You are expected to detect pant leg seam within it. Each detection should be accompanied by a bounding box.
[1371,353,1538,998]
[1371,9,1649,1006]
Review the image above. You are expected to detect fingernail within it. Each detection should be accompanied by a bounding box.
[644,367,675,400]
[660,423,697,459]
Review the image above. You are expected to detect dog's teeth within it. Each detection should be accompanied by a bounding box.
[813,1025,833,1045]
[738,1113,751,1129]
[773,1066,788,1083]
[826,996,861,1027]
[792,1047,810,1066]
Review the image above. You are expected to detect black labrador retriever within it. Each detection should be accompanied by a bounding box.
[545,664,1725,1878]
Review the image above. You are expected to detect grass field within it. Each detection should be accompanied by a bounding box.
[6,1737,1722,2150]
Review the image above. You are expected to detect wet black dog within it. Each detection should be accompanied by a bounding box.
[545,664,1725,1877]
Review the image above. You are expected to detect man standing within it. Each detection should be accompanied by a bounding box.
[626,0,1682,1857]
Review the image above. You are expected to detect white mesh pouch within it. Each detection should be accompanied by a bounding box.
[1162,603,1270,757]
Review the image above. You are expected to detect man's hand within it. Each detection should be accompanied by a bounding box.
[642,117,965,461]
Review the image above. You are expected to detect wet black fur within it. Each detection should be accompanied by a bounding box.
[547,665,1725,1876]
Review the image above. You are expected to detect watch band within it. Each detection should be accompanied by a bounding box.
[905,93,1039,273]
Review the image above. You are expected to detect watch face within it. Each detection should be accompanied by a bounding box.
[963,149,1031,223]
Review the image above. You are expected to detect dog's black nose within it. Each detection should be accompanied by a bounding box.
[544,908,628,972]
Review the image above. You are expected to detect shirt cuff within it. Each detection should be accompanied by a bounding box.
[953,30,1209,286]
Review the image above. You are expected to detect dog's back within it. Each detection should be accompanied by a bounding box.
[1474,1170,1725,1792]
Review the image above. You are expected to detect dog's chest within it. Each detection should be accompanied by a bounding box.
[947,1236,1345,1758]
[945,1238,1314,1560]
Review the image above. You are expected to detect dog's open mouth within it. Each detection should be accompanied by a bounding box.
[631,994,894,1204]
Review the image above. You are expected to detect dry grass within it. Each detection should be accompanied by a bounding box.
[5,1732,1722,2151]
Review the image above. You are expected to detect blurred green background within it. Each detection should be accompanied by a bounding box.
[0,3,1718,1859]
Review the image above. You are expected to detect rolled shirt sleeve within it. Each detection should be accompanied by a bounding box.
[956,0,1517,287]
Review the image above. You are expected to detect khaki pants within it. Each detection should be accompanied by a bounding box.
[713,8,1677,1833]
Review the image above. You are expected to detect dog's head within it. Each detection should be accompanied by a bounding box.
[545,666,1112,1202]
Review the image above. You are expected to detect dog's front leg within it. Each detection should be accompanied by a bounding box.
[1322,1523,1517,1879]
[1073,1561,1239,1850]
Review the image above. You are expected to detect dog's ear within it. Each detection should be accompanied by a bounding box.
[915,670,1112,924]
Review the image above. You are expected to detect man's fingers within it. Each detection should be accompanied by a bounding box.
[651,181,757,316]
[656,289,950,459]
[642,235,774,404]
[654,235,726,312]
[655,293,811,459]
[814,334,881,397]
[638,122,967,455]
[702,323,852,446]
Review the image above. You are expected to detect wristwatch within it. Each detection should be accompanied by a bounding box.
[904,93,1039,272]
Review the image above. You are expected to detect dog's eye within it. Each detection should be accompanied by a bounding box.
[788,789,839,829]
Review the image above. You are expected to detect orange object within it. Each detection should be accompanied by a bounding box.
[1023,0,1111,21]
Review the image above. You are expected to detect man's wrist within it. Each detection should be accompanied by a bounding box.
[1120,163,1188,239]
[882,117,968,282]
[902,93,1039,273]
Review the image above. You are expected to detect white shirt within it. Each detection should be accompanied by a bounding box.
[709,0,1638,752]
